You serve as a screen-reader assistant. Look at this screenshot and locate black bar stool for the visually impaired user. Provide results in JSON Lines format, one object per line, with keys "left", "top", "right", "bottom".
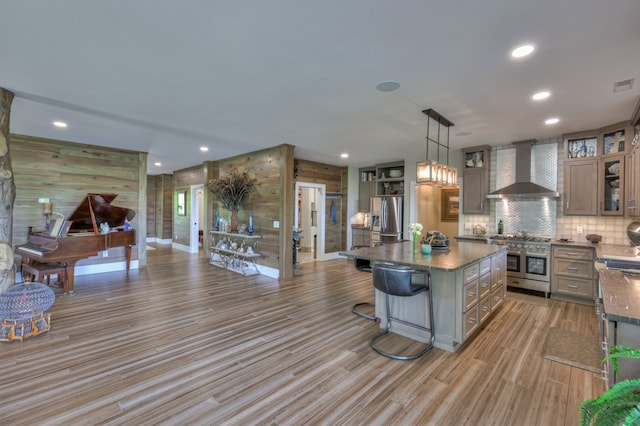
{"left": 370, "top": 263, "right": 435, "bottom": 360}
{"left": 351, "top": 257, "right": 376, "bottom": 321}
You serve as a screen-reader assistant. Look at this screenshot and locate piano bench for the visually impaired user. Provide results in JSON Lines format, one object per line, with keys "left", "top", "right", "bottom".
{"left": 21, "top": 262, "right": 66, "bottom": 289}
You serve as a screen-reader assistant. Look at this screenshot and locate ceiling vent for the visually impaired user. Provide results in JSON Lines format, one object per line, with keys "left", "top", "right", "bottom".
{"left": 613, "top": 78, "right": 634, "bottom": 92}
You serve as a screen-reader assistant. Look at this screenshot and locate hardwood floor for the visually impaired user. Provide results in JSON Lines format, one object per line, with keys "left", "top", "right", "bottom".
{"left": 1, "top": 245, "right": 605, "bottom": 425}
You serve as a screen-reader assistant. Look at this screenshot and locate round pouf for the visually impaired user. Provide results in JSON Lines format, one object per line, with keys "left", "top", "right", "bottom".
{"left": 0, "top": 282, "right": 55, "bottom": 342}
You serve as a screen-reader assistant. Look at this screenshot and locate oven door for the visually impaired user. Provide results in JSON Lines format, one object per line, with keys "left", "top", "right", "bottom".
{"left": 524, "top": 253, "right": 549, "bottom": 281}
{"left": 506, "top": 250, "right": 523, "bottom": 278}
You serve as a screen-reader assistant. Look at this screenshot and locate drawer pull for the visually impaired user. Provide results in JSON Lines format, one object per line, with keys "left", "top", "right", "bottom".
{"left": 481, "top": 283, "right": 490, "bottom": 288}
{"left": 567, "top": 267, "right": 579, "bottom": 271}
{"left": 468, "top": 291, "right": 476, "bottom": 297}
{"left": 565, "top": 252, "right": 579, "bottom": 256}
{"left": 468, "top": 318, "right": 477, "bottom": 324}
{"left": 568, "top": 284, "right": 578, "bottom": 289}
{"left": 482, "top": 306, "right": 490, "bottom": 312}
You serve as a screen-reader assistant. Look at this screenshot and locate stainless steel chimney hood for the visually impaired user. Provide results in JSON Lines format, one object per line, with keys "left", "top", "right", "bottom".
{"left": 486, "top": 140, "right": 560, "bottom": 199}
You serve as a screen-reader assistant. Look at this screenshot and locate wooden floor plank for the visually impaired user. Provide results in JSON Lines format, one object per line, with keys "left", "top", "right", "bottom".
{"left": 0, "top": 245, "right": 606, "bottom": 425}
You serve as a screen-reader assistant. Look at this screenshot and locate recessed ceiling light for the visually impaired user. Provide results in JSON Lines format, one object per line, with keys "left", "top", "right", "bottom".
{"left": 375, "top": 81, "right": 400, "bottom": 92}
{"left": 154, "top": 162, "right": 162, "bottom": 166}
{"left": 456, "top": 131, "right": 472, "bottom": 137}
{"left": 200, "top": 146, "right": 209, "bottom": 152}
{"left": 532, "top": 91, "right": 550, "bottom": 101}
{"left": 341, "top": 153, "right": 349, "bottom": 158}
{"left": 511, "top": 44, "right": 535, "bottom": 58}
{"left": 545, "top": 117, "right": 559, "bottom": 125}
{"left": 53, "top": 121, "right": 67, "bottom": 128}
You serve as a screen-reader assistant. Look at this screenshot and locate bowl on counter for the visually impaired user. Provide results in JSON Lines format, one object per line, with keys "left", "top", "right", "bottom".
{"left": 388, "top": 169, "right": 403, "bottom": 178}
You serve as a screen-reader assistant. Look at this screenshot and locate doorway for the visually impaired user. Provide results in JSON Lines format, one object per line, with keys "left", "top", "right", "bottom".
{"left": 189, "top": 184, "right": 204, "bottom": 254}
{"left": 295, "top": 182, "right": 325, "bottom": 263}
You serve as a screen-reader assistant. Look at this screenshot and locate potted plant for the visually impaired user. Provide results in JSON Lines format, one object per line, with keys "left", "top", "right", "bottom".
{"left": 580, "top": 345, "right": 640, "bottom": 425}
{"left": 207, "top": 170, "right": 257, "bottom": 233}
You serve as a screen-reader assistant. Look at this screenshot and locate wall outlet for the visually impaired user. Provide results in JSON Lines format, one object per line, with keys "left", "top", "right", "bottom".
{"left": 38, "top": 198, "right": 50, "bottom": 203}
{"left": 576, "top": 226, "right": 583, "bottom": 234}
{"left": 273, "top": 220, "right": 280, "bottom": 229}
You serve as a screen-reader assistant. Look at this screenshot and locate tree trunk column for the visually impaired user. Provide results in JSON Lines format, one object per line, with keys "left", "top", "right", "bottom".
{"left": 0, "top": 87, "right": 16, "bottom": 293}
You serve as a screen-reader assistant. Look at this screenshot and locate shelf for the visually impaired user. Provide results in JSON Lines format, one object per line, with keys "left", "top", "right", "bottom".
{"left": 209, "top": 231, "right": 261, "bottom": 240}
{"left": 209, "top": 247, "right": 260, "bottom": 258}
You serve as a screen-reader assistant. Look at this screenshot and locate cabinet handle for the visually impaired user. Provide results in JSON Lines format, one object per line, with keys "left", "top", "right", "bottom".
{"left": 568, "top": 284, "right": 578, "bottom": 289}
{"left": 567, "top": 267, "right": 579, "bottom": 271}
{"left": 566, "top": 201, "right": 570, "bottom": 209}
{"left": 468, "top": 318, "right": 477, "bottom": 324}
{"left": 565, "top": 252, "right": 579, "bottom": 256}
{"left": 482, "top": 306, "right": 490, "bottom": 312}
{"left": 481, "top": 283, "right": 489, "bottom": 288}
{"left": 468, "top": 291, "right": 476, "bottom": 297}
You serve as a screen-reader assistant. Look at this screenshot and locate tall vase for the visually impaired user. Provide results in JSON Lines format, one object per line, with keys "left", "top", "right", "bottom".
{"left": 248, "top": 212, "right": 253, "bottom": 235}
{"left": 230, "top": 209, "right": 239, "bottom": 233}
{"left": 413, "top": 235, "right": 419, "bottom": 254}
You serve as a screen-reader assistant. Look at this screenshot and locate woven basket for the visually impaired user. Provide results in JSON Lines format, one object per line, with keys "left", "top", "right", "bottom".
{"left": 0, "top": 282, "right": 55, "bottom": 321}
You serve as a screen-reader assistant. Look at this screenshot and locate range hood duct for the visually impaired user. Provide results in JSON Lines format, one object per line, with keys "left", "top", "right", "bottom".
{"left": 486, "top": 140, "right": 560, "bottom": 199}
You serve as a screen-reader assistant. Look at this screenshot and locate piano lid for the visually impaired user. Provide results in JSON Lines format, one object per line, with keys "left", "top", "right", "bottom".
{"left": 68, "top": 193, "right": 136, "bottom": 232}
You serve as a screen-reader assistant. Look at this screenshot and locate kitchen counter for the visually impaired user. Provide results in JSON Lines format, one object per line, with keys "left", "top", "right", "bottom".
{"left": 340, "top": 241, "right": 507, "bottom": 352}
{"left": 599, "top": 268, "right": 640, "bottom": 325}
{"left": 454, "top": 235, "right": 489, "bottom": 243}
{"left": 351, "top": 225, "right": 371, "bottom": 230}
{"left": 340, "top": 240, "right": 505, "bottom": 271}
{"left": 595, "top": 243, "right": 640, "bottom": 263}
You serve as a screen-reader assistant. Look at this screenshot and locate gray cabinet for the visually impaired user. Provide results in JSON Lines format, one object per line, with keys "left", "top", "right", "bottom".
{"left": 461, "top": 146, "right": 490, "bottom": 214}
{"left": 551, "top": 246, "right": 595, "bottom": 302}
{"left": 626, "top": 144, "right": 640, "bottom": 217}
{"left": 358, "top": 167, "right": 376, "bottom": 212}
{"left": 351, "top": 227, "right": 370, "bottom": 249}
{"left": 563, "top": 159, "right": 599, "bottom": 216}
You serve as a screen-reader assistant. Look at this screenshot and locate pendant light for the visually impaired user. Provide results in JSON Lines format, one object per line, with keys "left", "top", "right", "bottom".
{"left": 416, "top": 109, "right": 457, "bottom": 187}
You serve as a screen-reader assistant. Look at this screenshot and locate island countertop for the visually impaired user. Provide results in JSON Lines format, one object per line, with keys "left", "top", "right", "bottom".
{"left": 339, "top": 240, "right": 506, "bottom": 271}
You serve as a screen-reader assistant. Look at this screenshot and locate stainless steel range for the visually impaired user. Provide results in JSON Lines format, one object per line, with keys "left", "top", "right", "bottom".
{"left": 488, "top": 235, "right": 551, "bottom": 297}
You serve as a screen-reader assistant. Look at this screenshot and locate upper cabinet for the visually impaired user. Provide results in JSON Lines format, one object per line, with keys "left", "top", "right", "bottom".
{"left": 563, "top": 122, "right": 635, "bottom": 216}
{"left": 358, "top": 166, "right": 376, "bottom": 211}
{"left": 375, "top": 161, "right": 405, "bottom": 196}
{"left": 627, "top": 125, "right": 640, "bottom": 217}
{"left": 461, "top": 145, "right": 490, "bottom": 214}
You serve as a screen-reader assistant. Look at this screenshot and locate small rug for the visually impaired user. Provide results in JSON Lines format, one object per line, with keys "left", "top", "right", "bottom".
{"left": 541, "top": 327, "right": 602, "bottom": 373}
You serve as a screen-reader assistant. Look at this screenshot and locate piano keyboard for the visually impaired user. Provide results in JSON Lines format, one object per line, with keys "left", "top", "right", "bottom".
{"left": 19, "top": 245, "right": 51, "bottom": 256}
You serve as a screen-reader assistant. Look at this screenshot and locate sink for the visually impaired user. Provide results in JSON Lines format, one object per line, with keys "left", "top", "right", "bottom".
{"left": 601, "top": 258, "right": 640, "bottom": 272}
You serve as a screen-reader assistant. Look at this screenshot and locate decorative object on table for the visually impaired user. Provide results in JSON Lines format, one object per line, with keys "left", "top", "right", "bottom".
{"left": 207, "top": 170, "right": 257, "bottom": 233}
{"left": 409, "top": 223, "right": 423, "bottom": 254}
{"left": 423, "top": 230, "right": 450, "bottom": 250}
{"left": 248, "top": 211, "right": 253, "bottom": 235}
{"left": 0, "top": 281, "right": 55, "bottom": 342}
{"left": 421, "top": 243, "right": 432, "bottom": 254}
{"left": 585, "top": 233, "right": 602, "bottom": 244}
{"left": 99, "top": 222, "right": 110, "bottom": 234}
{"left": 472, "top": 224, "right": 486, "bottom": 236}
{"left": 498, "top": 219, "right": 504, "bottom": 235}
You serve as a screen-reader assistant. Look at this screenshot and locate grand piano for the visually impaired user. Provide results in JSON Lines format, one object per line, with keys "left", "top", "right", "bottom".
{"left": 16, "top": 193, "right": 137, "bottom": 295}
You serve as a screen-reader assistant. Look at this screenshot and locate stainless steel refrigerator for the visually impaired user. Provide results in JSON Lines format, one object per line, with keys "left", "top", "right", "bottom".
{"left": 370, "top": 196, "right": 403, "bottom": 244}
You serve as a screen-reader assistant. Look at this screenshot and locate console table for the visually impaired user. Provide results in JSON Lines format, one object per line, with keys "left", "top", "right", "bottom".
{"left": 209, "top": 231, "right": 261, "bottom": 276}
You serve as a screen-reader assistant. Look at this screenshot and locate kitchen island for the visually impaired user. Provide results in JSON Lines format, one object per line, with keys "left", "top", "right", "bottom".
{"left": 340, "top": 241, "right": 507, "bottom": 352}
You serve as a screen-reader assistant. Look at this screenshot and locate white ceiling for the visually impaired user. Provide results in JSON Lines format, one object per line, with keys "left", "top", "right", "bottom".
{"left": 2, "top": 1, "right": 639, "bottom": 175}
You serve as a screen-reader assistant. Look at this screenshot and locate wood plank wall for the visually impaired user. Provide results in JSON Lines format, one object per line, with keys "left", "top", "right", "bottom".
{"left": 10, "top": 133, "right": 145, "bottom": 265}
{"left": 205, "top": 146, "right": 290, "bottom": 272}
{"left": 147, "top": 174, "right": 173, "bottom": 240}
